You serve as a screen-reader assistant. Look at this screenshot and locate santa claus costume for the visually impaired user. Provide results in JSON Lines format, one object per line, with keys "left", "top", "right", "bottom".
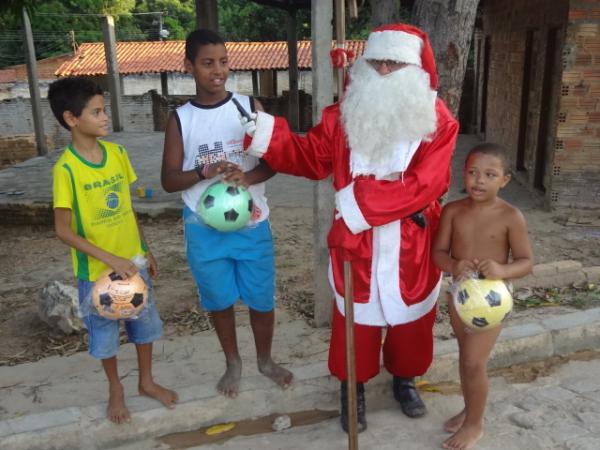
{"left": 244, "top": 24, "right": 459, "bottom": 431}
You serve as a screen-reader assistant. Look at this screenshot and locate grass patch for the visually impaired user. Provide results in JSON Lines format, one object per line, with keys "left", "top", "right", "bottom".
{"left": 514, "top": 284, "right": 600, "bottom": 311}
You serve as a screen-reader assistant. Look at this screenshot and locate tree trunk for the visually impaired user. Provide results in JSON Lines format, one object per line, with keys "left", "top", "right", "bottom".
{"left": 411, "top": 0, "right": 479, "bottom": 116}
{"left": 370, "top": 0, "right": 401, "bottom": 27}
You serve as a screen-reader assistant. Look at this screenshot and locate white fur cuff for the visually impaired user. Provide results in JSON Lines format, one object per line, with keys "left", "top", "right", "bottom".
{"left": 363, "top": 30, "right": 423, "bottom": 66}
{"left": 335, "top": 182, "right": 371, "bottom": 234}
{"left": 246, "top": 111, "right": 275, "bottom": 158}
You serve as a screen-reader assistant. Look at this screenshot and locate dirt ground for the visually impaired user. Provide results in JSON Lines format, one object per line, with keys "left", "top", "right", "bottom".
{"left": 0, "top": 204, "right": 599, "bottom": 366}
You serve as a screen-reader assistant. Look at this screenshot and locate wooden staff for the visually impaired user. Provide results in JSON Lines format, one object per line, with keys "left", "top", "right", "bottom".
{"left": 336, "top": 2, "right": 357, "bottom": 448}
{"left": 343, "top": 260, "right": 358, "bottom": 450}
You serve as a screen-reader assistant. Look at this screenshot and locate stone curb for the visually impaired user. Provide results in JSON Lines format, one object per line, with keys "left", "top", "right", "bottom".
{"left": 2, "top": 307, "right": 600, "bottom": 450}
{"left": 512, "top": 260, "right": 600, "bottom": 289}
{"left": 0, "top": 200, "right": 182, "bottom": 226}
{"left": 437, "top": 261, "right": 600, "bottom": 300}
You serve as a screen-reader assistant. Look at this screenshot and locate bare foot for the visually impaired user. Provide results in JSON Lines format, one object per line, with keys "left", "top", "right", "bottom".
{"left": 444, "top": 409, "right": 466, "bottom": 433}
{"left": 442, "top": 424, "right": 483, "bottom": 450}
{"left": 217, "top": 357, "right": 242, "bottom": 398}
{"left": 107, "top": 384, "right": 131, "bottom": 424}
{"left": 139, "top": 381, "right": 178, "bottom": 409}
{"left": 258, "top": 357, "right": 293, "bottom": 389}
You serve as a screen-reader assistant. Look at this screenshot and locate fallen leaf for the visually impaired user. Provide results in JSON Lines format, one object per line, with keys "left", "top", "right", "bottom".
{"left": 206, "top": 422, "right": 236, "bottom": 435}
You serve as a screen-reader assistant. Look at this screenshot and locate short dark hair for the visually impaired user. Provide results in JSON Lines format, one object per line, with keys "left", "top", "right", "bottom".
{"left": 465, "top": 142, "right": 510, "bottom": 174}
{"left": 48, "top": 77, "right": 103, "bottom": 130}
{"left": 185, "top": 28, "right": 225, "bottom": 62}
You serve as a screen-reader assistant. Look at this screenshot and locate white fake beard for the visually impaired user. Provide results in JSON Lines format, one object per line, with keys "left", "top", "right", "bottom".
{"left": 341, "top": 58, "right": 438, "bottom": 176}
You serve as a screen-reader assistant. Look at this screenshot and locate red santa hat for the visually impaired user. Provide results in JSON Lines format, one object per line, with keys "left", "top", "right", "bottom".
{"left": 362, "top": 23, "right": 438, "bottom": 89}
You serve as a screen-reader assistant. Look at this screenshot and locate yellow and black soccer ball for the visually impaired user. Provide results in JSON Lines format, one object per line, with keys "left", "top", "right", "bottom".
{"left": 454, "top": 278, "right": 513, "bottom": 331}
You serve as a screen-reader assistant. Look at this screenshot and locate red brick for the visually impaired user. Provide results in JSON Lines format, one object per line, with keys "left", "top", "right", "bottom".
{"left": 563, "top": 139, "right": 584, "bottom": 151}
{"left": 582, "top": 69, "right": 600, "bottom": 79}
{"left": 575, "top": 53, "right": 593, "bottom": 65}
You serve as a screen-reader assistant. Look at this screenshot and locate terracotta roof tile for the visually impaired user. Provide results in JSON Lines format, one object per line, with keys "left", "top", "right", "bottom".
{"left": 55, "top": 40, "right": 366, "bottom": 76}
{"left": 6, "top": 54, "right": 73, "bottom": 81}
{"left": 0, "top": 69, "right": 17, "bottom": 83}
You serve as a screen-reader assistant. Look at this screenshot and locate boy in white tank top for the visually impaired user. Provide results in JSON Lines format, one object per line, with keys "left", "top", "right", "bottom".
{"left": 161, "top": 29, "right": 293, "bottom": 398}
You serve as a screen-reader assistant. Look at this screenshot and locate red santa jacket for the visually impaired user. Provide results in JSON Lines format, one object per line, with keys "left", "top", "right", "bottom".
{"left": 245, "top": 99, "right": 458, "bottom": 326}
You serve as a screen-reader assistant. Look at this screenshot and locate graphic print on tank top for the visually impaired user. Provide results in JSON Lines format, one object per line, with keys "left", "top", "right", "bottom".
{"left": 194, "top": 140, "right": 247, "bottom": 170}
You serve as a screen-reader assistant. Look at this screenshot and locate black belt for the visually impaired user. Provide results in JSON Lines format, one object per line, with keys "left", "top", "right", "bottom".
{"left": 408, "top": 206, "right": 429, "bottom": 229}
{"left": 410, "top": 211, "right": 427, "bottom": 229}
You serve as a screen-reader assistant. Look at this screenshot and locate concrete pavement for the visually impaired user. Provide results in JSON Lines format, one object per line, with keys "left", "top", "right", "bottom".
{"left": 1, "top": 132, "right": 599, "bottom": 449}
{"left": 138, "top": 356, "right": 600, "bottom": 450}
{"left": 0, "top": 132, "right": 539, "bottom": 225}
{"left": 1, "top": 307, "right": 600, "bottom": 449}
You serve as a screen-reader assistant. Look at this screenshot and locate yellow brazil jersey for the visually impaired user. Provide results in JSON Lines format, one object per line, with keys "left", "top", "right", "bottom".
{"left": 52, "top": 140, "right": 146, "bottom": 281}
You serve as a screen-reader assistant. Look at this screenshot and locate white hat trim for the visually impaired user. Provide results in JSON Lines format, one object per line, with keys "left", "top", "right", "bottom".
{"left": 362, "top": 30, "right": 423, "bottom": 66}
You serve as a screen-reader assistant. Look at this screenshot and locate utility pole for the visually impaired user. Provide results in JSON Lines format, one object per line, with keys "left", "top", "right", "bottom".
{"left": 69, "top": 30, "right": 78, "bottom": 54}
{"left": 22, "top": 7, "right": 48, "bottom": 156}
{"left": 102, "top": 15, "right": 123, "bottom": 131}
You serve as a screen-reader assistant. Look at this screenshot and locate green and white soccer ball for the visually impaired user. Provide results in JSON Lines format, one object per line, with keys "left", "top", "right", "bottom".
{"left": 197, "top": 181, "right": 253, "bottom": 232}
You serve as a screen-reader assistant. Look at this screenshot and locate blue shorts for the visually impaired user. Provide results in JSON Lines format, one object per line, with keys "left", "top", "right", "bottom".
{"left": 78, "top": 269, "right": 163, "bottom": 360}
{"left": 183, "top": 206, "right": 275, "bottom": 313}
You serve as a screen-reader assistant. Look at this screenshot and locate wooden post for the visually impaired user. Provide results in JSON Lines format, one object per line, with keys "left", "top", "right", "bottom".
{"left": 22, "top": 8, "right": 47, "bottom": 156}
{"left": 287, "top": 8, "right": 300, "bottom": 131}
{"left": 311, "top": 0, "right": 335, "bottom": 327}
{"left": 344, "top": 261, "right": 359, "bottom": 450}
{"left": 334, "top": 0, "right": 346, "bottom": 98}
{"left": 252, "top": 71, "right": 259, "bottom": 97}
{"left": 160, "top": 72, "right": 169, "bottom": 96}
{"left": 195, "top": 0, "right": 218, "bottom": 31}
{"left": 102, "top": 15, "right": 123, "bottom": 132}
{"left": 471, "top": 29, "right": 482, "bottom": 134}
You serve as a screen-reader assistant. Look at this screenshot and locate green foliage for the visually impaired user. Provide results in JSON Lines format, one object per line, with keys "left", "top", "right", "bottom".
{"left": 515, "top": 284, "right": 600, "bottom": 311}
{"left": 346, "top": 0, "right": 411, "bottom": 39}
{"left": 0, "top": 0, "right": 188, "bottom": 68}
{"left": 0, "top": 0, "right": 37, "bottom": 15}
{"left": 101, "top": 0, "right": 136, "bottom": 15}
{"left": 219, "top": 0, "right": 311, "bottom": 41}
{"left": 134, "top": 0, "right": 195, "bottom": 40}
{"left": 0, "top": 0, "right": 142, "bottom": 67}
{"left": 0, "top": 0, "right": 399, "bottom": 69}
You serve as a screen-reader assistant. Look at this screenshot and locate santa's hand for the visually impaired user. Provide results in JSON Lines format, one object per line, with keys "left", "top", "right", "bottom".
{"left": 239, "top": 112, "right": 258, "bottom": 137}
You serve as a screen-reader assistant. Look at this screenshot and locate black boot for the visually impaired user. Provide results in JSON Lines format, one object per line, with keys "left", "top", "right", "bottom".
{"left": 340, "top": 381, "right": 367, "bottom": 433}
{"left": 393, "top": 376, "right": 427, "bottom": 418}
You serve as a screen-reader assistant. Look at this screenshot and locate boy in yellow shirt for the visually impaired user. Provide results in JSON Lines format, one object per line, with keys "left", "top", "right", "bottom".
{"left": 49, "top": 77, "right": 177, "bottom": 424}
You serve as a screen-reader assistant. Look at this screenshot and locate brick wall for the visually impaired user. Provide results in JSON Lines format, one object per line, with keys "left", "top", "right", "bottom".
{"left": 0, "top": 134, "right": 54, "bottom": 169}
{"left": 0, "top": 87, "right": 313, "bottom": 168}
{"left": 150, "top": 90, "right": 313, "bottom": 132}
{"left": 479, "top": 0, "right": 593, "bottom": 210}
{"left": 552, "top": 2, "right": 600, "bottom": 209}
{"left": 0, "top": 92, "right": 155, "bottom": 153}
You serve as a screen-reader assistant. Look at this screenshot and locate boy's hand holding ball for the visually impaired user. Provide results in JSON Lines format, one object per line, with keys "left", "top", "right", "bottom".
{"left": 222, "top": 166, "right": 249, "bottom": 188}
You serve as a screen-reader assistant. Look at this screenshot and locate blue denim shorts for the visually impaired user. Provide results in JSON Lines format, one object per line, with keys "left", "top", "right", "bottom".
{"left": 78, "top": 269, "right": 163, "bottom": 360}
{"left": 183, "top": 206, "right": 275, "bottom": 313}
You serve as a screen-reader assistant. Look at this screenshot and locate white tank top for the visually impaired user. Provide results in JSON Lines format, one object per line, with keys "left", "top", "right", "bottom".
{"left": 176, "top": 93, "right": 269, "bottom": 223}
